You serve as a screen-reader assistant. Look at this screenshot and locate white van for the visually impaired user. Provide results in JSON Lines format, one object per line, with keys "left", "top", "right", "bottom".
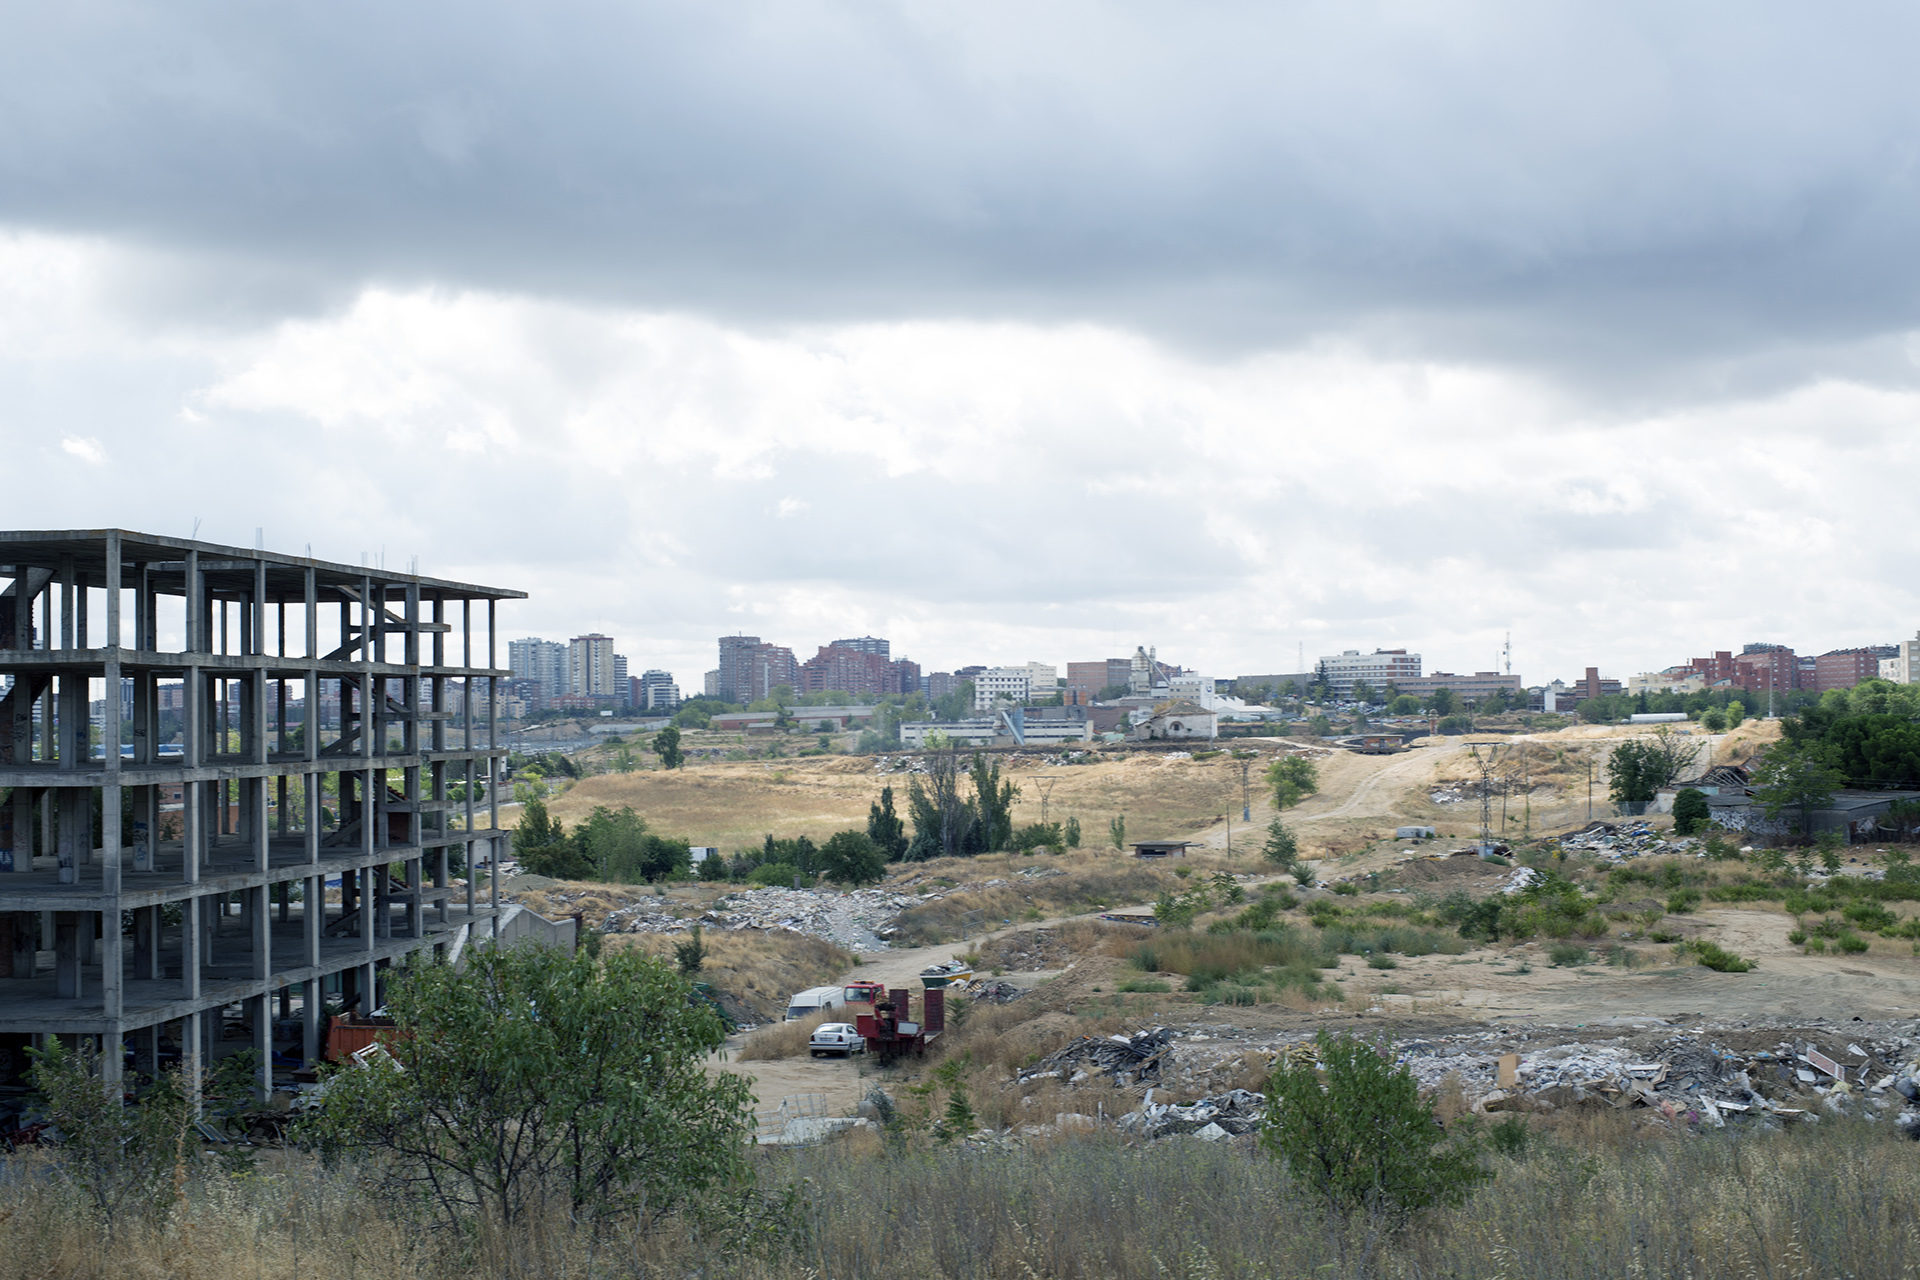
{"left": 784, "top": 985, "right": 847, "bottom": 1021}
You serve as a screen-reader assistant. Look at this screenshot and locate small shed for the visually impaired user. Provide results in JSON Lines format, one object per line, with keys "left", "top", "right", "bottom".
{"left": 1131, "top": 840, "right": 1198, "bottom": 859}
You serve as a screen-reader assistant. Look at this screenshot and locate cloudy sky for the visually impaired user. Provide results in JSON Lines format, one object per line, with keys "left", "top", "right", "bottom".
{"left": 4, "top": 2, "right": 1919, "bottom": 685}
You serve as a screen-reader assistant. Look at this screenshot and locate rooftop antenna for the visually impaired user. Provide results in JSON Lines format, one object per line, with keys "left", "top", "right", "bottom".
{"left": 255, "top": 526, "right": 264, "bottom": 550}
{"left": 1503, "top": 631, "right": 1512, "bottom": 676}
{"left": 192, "top": 517, "right": 202, "bottom": 539}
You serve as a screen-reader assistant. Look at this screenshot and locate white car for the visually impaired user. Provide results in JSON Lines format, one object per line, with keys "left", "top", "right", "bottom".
{"left": 808, "top": 1022, "right": 866, "bottom": 1058}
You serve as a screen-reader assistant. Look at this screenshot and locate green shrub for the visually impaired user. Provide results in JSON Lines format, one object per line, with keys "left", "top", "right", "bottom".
{"left": 1672, "top": 788, "right": 1711, "bottom": 836}
{"left": 1262, "top": 1032, "right": 1490, "bottom": 1221}
{"left": 1678, "top": 940, "right": 1753, "bottom": 972}
{"left": 1835, "top": 930, "right": 1870, "bottom": 954}
{"left": 748, "top": 861, "right": 800, "bottom": 886}
{"left": 1665, "top": 888, "right": 1701, "bottom": 914}
{"left": 1332, "top": 882, "right": 1360, "bottom": 897}
{"left": 1547, "top": 943, "right": 1591, "bottom": 967}
{"left": 1366, "top": 955, "right": 1398, "bottom": 970}
{"left": 1117, "top": 978, "right": 1171, "bottom": 994}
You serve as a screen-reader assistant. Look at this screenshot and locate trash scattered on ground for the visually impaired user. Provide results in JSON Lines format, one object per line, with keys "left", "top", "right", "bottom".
{"left": 1119, "top": 1089, "right": 1267, "bottom": 1139}
{"left": 1020, "top": 1027, "right": 1174, "bottom": 1086}
{"left": 962, "top": 979, "right": 1025, "bottom": 1004}
{"left": 1500, "top": 866, "right": 1545, "bottom": 894}
{"left": 1556, "top": 821, "right": 1693, "bottom": 862}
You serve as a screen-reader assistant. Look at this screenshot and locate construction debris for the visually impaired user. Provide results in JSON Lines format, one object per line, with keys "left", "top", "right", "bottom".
{"left": 1556, "top": 821, "right": 1692, "bottom": 862}
{"left": 1020, "top": 1027, "right": 1174, "bottom": 1086}
{"left": 1119, "top": 1089, "right": 1267, "bottom": 1139}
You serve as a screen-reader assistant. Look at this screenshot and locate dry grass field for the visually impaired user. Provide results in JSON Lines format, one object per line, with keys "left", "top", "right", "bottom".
{"left": 540, "top": 743, "right": 1444, "bottom": 858}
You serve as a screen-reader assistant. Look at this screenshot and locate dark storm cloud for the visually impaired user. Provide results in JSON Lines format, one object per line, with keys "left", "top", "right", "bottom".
{"left": 6, "top": 2, "right": 1920, "bottom": 381}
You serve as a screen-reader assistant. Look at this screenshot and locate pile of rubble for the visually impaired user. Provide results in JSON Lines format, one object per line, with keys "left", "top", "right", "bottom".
{"left": 699, "top": 886, "right": 927, "bottom": 950}
{"left": 1394, "top": 1025, "right": 1920, "bottom": 1131}
{"left": 1020, "top": 1027, "right": 1175, "bottom": 1086}
{"left": 1429, "top": 788, "right": 1465, "bottom": 805}
{"left": 1119, "top": 1088, "right": 1267, "bottom": 1140}
{"left": 598, "top": 900, "right": 695, "bottom": 934}
{"left": 1556, "top": 821, "right": 1691, "bottom": 862}
{"left": 596, "top": 885, "right": 933, "bottom": 950}
{"left": 961, "top": 979, "right": 1026, "bottom": 1004}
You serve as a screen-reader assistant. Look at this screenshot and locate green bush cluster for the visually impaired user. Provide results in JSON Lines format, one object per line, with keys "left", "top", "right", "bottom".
{"left": 1439, "top": 875, "right": 1607, "bottom": 942}
{"left": 1677, "top": 940, "right": 1754, "bottom": 972}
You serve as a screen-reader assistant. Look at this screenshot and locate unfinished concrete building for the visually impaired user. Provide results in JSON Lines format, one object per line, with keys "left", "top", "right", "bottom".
{"left": 0, "top": 530, "right": 523, "bottom": 1097}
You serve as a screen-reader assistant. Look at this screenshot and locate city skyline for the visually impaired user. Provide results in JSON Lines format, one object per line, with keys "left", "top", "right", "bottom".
{"left": 5, "top": 8, "right": 1920, "bottom": 685}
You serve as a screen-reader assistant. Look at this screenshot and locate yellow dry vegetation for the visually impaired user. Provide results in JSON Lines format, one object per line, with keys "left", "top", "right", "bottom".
{"left": 606, "top": 928, "right": 854, "bottom": 1023}
{"left": 542, "top": 750, "right": 1273, "bottom": 851}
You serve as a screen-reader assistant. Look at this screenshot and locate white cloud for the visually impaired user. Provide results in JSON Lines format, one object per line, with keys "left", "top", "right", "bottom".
{"left": 60, "top": 436, "right": 105, "bottom": 464}
{"left": 2, "top": 238, "right": 1919, "bottom": 689}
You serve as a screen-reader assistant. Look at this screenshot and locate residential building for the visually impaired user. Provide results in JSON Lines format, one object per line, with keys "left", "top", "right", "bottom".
{"left": 923, "top": 671, "right": 957, "bottom": 700}
{"left": 973, "top": 663, "right": 1055, "bottom": 710}
{"left": 636, "top": 669, "right": 680, "bottom": 711}
{"left": 798, "top": 641, "right": 920, "bottom": 697}
{"left": 1395, "top": 672, "right": 1524, "bottom": 702}
{"left": 715, "top": 634, "right": 798, "bottom": 704}
{"left": 508, "top": 637, "right": 568, "bottom": 704}
{"left": 829, "top": 636, "right": 890, "bottom": 659}
{"left": 1315, "top": 649, "right": 1422, "bottom": 700}
{"left": 568, "top": 634, "right": 618, "bottom": 699}
{"left": 612, "top": 654, "right": 629, "bottom": 705}
{"left": 1811, "top": 647, "right": 1885, "bottom": 694}
{"left": 1733, "top": 645, "right": 1798, "bottom": 695}
{"left": 703, "top": 669, "right": 720, "bottom": 698}
{"left": 1626, "top": 670, "right": 1708, "bottom": 696}
{"left": 1883, "top": 633, "right": 1920, "bottom": 684}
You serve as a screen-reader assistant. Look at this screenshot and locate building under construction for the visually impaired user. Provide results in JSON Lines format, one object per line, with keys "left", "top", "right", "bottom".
{"left": 0, "top": 530, "right": 522, "bottom": 1098}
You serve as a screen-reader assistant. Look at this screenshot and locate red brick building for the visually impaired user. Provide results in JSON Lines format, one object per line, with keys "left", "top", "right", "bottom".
{"left": 1810, "top": 648, "right": 1882, "bottom": 694}
{"left": 798, "top": 643, "right": 920, "bottom": 697}
{"left": 1065, "top": 659, "right": 1133, "bottom": 702}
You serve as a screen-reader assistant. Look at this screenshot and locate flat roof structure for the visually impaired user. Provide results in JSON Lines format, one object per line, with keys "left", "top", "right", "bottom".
{"left": 0, "top": 530, "right": 524, "bottom": 1100}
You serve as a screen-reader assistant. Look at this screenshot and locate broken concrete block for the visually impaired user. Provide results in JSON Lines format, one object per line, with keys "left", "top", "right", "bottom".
{"left": 1498, "top": 1053, "right": 1519, "bottom": 1089}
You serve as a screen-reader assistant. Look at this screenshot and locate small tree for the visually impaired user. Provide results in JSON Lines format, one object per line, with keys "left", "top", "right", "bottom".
{"left": 1291, "top": 861, "right": 1318, "bottom": 889}
{"left": 1267, "top": 755, "right": 1320, "bottom": 810}
{"left": 673, "top": 923, "right": 708, "bottom": 974}
{"left": 304, "top": 945, "right": 753, "bottom": 1229}
{"left": 1109, "top": 814, "right": 1127, "bottom": 850}
{"left": 1426, "top": 688, "right": 1458, "bottom": 717}
{"left": 1752, "top": 745, "right": 1842, "bottom": 838}
{"left": 652, "top": 725, "right": 685, "bottom": 769}
{"left": 1671, "top": 787, "right": 1710, "bottom": 836}
{"left": 1263, "top": 1031, "right": 1488, "bottom": 1225}
{"left": 866, "top": 786, "right": 910, "bottom": 861}
{"left": 1261, "top": 819, "right": 1299, "bottom": 867}
{"left": 27, "top": 1038, "right": 195, "bottom": 1219}
{"left": 1064, "top": 815, "right": 1082, "bottom": 848}
{"left": 817, "top": 829, "right": 888, "bottom": 884}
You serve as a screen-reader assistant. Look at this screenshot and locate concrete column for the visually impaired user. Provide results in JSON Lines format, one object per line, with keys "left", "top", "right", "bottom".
{"left": 133, "top": 905, "right": 156, "bottom": 980}
{"left": 54, "top": 912, "right": 81, "bottom": 999}
{"left": 301, "top": 977, "right": 320, "bottom": 1067}
{"left": 252, "top": 884, "right": 270, "bottom": 981}
{"left": 181, "top": 1011, "right": 202, "bottom": 1112}
{"left": 182, "top": 896, "right": 201, "bottom": 1000}
{"left": 252, "top": 991, "right": 271, "bottom": 1101}
{"left": 9, "top": 912, "right": 32, "bottom": 978}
